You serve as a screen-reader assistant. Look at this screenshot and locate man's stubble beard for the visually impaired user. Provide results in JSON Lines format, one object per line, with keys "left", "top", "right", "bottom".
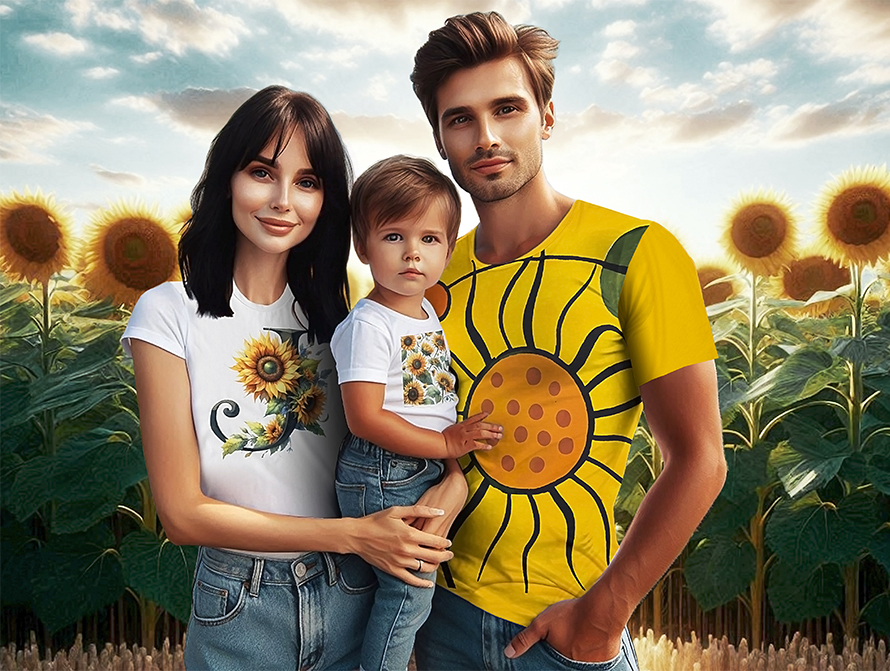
{"left": 449, "top": 145, "right": 544, "bottom": 204}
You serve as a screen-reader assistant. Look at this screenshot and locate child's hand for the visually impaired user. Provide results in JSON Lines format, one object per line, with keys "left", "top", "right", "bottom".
{"left": 442, "top": 412, "right": 503, "bottom": 458}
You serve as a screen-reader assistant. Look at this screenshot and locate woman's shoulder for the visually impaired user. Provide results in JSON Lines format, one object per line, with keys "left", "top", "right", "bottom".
{"left": 132, "top": 281, "right": 190, "bottom": 314}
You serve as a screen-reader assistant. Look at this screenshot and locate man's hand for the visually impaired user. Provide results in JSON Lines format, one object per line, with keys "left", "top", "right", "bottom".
{"left": 504, "top": 583, "right": 625, "bottom": 662}
{"left": 442, "top": 412, "right": 502, "bottom": 458}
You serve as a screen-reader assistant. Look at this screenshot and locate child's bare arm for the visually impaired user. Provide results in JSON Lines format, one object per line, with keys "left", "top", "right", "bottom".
{"left": 341, "top": 381, "right": 502, "bottom": 459}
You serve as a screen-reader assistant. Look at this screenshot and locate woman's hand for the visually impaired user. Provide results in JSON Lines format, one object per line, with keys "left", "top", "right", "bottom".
{"left": 350, "top": 505, "right": 454, "bottom": 588}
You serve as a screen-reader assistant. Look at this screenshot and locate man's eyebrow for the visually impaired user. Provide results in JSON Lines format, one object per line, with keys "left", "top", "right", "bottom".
{"left": 440, "top": 105, "right": 470, "bottom": 122}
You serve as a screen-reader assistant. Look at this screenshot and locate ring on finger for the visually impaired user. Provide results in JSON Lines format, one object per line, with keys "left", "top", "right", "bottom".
{"left": 417, "top": 558, "right": 423, "bottom": 572}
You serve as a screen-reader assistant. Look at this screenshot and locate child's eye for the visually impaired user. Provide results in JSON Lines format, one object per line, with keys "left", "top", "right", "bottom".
{"left": 421, "top": 235, "right": 439, "bottom": 244}
{"left": 384, "top": 233, "right": 402, "bottom": 242}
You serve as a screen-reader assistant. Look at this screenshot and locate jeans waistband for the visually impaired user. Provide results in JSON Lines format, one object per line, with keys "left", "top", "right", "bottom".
{"left": 199, "top": 546, "right": 341, "bottom": 596}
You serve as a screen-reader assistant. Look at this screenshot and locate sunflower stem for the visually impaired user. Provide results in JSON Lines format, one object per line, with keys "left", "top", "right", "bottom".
{"left": 849, "top": 263, "right": 863, "bottom": 453}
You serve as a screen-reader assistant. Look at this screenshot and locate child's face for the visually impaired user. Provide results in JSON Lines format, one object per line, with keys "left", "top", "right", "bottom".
{"left": 357, "top": 197, "right": 453, "bottom": 305}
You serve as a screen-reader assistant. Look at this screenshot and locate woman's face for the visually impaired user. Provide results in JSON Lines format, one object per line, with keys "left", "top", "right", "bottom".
{"left": 230, "top": 129, "right": 324, "bottom": 263}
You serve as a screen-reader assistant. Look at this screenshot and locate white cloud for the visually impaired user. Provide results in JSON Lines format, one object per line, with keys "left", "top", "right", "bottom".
{"left": 258, "top": 0, "right": 531, "bottom": 53}
{"left": 692, "top": 0, "right": 890, "bottom": 69}
{"left": 23, "top": 32, "right": 89, "bottom": 55}
{"left": 0, "top": 105, "right": 94, "bottom": 163}
{"left": 298, "top": 45, "right": 367, "bottom": 68}
{"left": 65, "top": 0, "right": 132, "bottom": 29}
{"left": 84, "top": 66, "right": 119, "bottom": 79}
{"left": 603, "top": 20, "right": 637, "bottom": 38}
{"left": 641, "top": 82, "right": 716, "bottom": 111}
{"left": 839, "top": 63, "right": 890, "bottom": 87}
{"left": 602, "top": 40, "right": 640, "bottom": 60}
{"left": 0, "top": 5, "right": 13, "bottom": 17}
{"left": 770, "top": 95, "right": 890, "bottom": 141}
{"left": 131, "top": 51, "right": 162, "bottom": 64}
{"left": 594, "top": 59, "right": 658, "bottom": 87}
{"left": 591, "top": 0, "right": 647, "bottom": 6}
{"left": 90, "top": 164, "right": 146, "bottom": 187}
{"left": 703, "top": 59, "right": 778, "bottom": 95}
{"left": 129, "top": 0, "right": 248, "bottom": 57}
{"left": 112, "top": 95, "right": 160, "bottom": 113}
{"left": 365, "top": 73, "right": 397, "bottom": 102}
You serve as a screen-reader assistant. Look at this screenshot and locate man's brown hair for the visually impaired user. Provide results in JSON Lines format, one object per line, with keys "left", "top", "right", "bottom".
{"left": 351, "top": 155, "right": 461, "bottom": 252}
{"left": 411, "top": 11, "right": 559, "bottom": 142}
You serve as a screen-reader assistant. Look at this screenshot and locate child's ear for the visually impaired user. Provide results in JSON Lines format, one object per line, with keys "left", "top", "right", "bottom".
{"left": 353, "top": 237, "right": 369, "bottom": 264}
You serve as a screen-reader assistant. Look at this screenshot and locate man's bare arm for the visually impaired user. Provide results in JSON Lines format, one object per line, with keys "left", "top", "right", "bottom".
{"left": 506, "top": 360, "right": 726, "bottom": 662}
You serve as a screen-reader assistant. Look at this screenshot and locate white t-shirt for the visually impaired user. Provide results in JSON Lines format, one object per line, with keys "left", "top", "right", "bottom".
{"left": 123, "top": 282, "right": 346, "bottom": 528}
{"left": 331, "top": 298, "right": 457, "bottom": 433}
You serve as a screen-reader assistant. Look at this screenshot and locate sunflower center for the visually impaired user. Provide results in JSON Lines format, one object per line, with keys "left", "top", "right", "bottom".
{"left": 827, "top": 186, "right": 889, "bottom": 247}
{"left": 5, "top": 205, "right": 61, "bottom": 263}
{"left": 406, "top": 386, "right": 420, "bottom": 402}
{"left": 256, "top": 355, "right": 284, "bottom": 382}
{"left": 731, "top": 204, "right": 788, "bottom": 259}
{"left": 103, "top": 217, "right": 177, "bottom": 290}
{"left": 469, "top": 352, "right": 589, "bottom": 492}
{"left": 783, "top": 256, "right": 849, "bottom": 301}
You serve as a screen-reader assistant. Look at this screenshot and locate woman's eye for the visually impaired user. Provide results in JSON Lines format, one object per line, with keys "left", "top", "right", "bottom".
{"left": 250, "top": 168, "right": 270, "bottom": 179}
{"left": 298, "top": 178, "right": 318, "bottom": 189}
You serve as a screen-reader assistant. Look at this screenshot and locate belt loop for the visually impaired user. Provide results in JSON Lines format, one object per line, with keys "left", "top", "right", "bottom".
{"left": 323, "top": 553, "right": 338, "bottom": 586}
{"left": 249, "top": 557, "right": 264, "bottom": 597}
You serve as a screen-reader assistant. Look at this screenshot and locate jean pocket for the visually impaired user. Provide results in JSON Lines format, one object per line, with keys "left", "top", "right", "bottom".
{"left": 539, "top": 642, "right": 623, "bottom": 671}
{"left": 191, "top": 561, "right": 249, "bottom": 625}
{"left": 384, "top": 456, "right": 442, "bottom": 486}
{"left": 335, "top": 481, "right": 366, "bottom": 518}
{"left": 335, "top": 554, "right": 377, "bottom": 596}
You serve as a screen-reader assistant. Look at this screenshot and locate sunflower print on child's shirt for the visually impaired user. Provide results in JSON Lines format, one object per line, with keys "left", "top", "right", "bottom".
{"left": 400, "top": 331, "right": 457, "bottom": 407}
{"left": 212, "top": 327, "right": 332, "bottom": 457}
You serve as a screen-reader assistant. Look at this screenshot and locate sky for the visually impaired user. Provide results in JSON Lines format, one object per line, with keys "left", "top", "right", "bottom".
{"left": 1, "top": 0, "right": 889, "bottom": 262}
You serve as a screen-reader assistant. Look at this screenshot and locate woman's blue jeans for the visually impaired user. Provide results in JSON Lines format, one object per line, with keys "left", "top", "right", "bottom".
{"left": 183, "top": 546, "right": 376, "bottom": 671}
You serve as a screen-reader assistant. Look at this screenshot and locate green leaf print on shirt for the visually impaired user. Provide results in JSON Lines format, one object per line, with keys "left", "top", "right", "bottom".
{"left": 601, "top": 225, "right": 648, "bottom": 319}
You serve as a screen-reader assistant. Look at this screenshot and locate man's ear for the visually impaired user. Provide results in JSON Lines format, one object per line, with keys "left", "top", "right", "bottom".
{"left": 542, "top": 100, "right": 555, "bottom": 140}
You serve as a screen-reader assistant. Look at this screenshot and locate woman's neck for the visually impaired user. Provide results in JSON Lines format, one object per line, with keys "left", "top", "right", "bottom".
{"left": 232, "top": 248, "right": 289, "bottom": 305}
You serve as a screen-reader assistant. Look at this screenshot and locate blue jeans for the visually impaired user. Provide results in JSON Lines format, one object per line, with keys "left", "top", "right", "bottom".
{"left": 184, "top": 546, "right": 376, "bottom": 671}
{"left": 415, "top": 588, "right": 640, "bottom": 671}
{"left": 335, "top": 432, "right": 445, "bottom": 671}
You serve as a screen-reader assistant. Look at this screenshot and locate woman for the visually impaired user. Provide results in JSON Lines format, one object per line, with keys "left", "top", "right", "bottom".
{"left": 123, "top": 86, "right": 462, "bottom": 670}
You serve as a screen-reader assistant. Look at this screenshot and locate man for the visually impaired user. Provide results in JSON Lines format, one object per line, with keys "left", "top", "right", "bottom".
{"left": 410, "top": 11, "right": 727, "bottom": 670}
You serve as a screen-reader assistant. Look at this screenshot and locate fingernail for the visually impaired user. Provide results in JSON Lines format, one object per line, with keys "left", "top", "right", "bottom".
{"left": 504, "top": 644, "right": 516, "bottom": 658}
{"left": 433, "top": 508, "right": 445, "bottom": 515}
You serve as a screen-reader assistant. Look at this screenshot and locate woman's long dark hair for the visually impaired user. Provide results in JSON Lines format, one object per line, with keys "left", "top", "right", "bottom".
{"left": 179, "top": 86, "right": 351, "bottom": 343}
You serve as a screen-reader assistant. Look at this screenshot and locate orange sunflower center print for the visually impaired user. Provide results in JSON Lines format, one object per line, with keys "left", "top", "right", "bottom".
{"left": 213, "top": 328, "right": 332, "bottom": 457}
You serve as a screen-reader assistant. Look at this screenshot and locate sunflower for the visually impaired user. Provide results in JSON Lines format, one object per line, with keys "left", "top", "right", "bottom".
{"left": 421, "top": 341, "right": 435, "bottom": 356}
{"left": 435, "top": 370, "right": 454, "bottom": 393}
{"left": 721, "top": 190, "right": 797, "bottom": 277}
{"left": 405, "top": 352, "right": 427, "bottom": 376}
{"left": 696, "top": 262, "right": 736, "bottom": 306}
{"left": 0, "top": 190, "right": 73, "bottom": 284}
{"left": 81, "top": 201, "right": 180, "bottom": 306}
{"left": 170, "top": 203, "right": 192, "bottom": 231}
{"left": 231, "top": 332, "right": 301, "bottom": 402}
{"left": 433, "top": 333, "right": 447, "bottom": 351}
{"left": 263, "top": 415, "right": 286, "bottom": 443}
{"left": 404, "top": 380, "right": 424, "bottom": 405}
{"left": 815, "top": 165, "right": 890, "bottom": 266}
{"left": 779, "top": 254, "right": 849, "bottom": 302}
{"left": 294, "top": 385, "right": 326, "bottom": 425}
{"left": 401, "top": 335, "right": 416, "bottom": 350}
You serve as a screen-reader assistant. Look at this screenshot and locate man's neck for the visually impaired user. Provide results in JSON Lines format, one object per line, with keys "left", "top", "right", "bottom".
{"left": 472, "top": 173, "right": 574, "bottom": 265}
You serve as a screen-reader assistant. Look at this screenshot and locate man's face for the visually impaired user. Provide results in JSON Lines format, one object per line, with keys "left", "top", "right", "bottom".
{"left": 435, "top": 57, "right": 553, "bottom": 204}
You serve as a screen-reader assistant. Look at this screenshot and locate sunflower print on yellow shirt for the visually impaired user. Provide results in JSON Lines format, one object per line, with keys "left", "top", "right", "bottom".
{"left": 427, "top": 200, "right": 716, "bottom": 627}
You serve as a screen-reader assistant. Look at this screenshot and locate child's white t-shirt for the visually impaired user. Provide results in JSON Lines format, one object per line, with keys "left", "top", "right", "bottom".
{"left": 331, "top": 298, "right": 457, "bottom": 432}
{"left": 122, "top": 282, "right": 346, "bottom": 526}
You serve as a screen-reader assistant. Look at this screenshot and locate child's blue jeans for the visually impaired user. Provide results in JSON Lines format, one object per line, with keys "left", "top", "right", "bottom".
{"left": 335, "top": 431, "right": 445, "bottom": 671}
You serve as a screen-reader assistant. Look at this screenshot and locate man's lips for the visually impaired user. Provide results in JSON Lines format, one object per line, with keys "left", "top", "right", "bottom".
{"left": 470, "top": 158, "right": 510, "bottom": 175}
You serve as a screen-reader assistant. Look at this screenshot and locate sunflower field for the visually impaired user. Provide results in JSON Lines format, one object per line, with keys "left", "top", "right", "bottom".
{"left": 1, "top": 165, "right": 889, "bottom": 658}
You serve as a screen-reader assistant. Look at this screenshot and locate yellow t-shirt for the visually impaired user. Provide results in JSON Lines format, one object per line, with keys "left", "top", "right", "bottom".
{"left": 426, "top": 200, "right": 717, "bottom": 626}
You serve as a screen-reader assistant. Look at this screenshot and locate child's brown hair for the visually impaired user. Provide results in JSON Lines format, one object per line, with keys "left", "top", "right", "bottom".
{"left": 351, "top": 155, "right": 461, "bottom": 252}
